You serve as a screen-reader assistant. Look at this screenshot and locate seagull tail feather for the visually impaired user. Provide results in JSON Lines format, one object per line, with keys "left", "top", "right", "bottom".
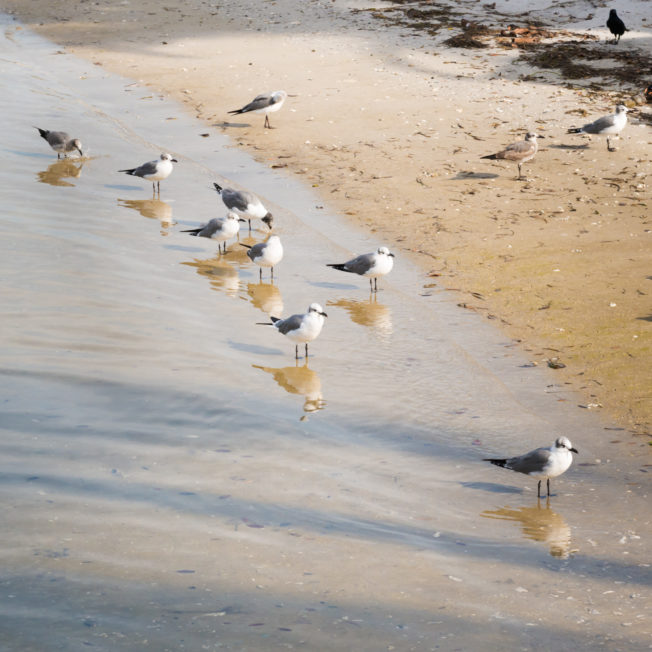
{"left": 327, "top": 263, "right": 348, "bottom": 272}
{"left": 212, "top": 182, "right": 223, "bottom": 194}
{"left": 483, "top": 458, "right": 508, "bottom": 468}
{"left": 35, "top": 127, "right": 49, "bottom": 140}
{"left": 567, "top": 127, "right": 582, "bottom": 134}
{"left": 119, "top": 168, "right": 137, "bottom": 175}
{"left": 481, "top": 153, "right": 498, "bottom": 160}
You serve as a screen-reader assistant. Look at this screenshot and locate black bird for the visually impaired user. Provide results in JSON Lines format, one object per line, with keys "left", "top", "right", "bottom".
{"left": 606, "top": 9, "right": 628, "bottom": 44}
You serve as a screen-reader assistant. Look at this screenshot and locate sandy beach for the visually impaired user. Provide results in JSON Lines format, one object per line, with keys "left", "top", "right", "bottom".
{"left": 2, "top": 1, "right": 650, "bottom": 430}
{"left": 2, "top": 4, "right": 652, "bottom": 649}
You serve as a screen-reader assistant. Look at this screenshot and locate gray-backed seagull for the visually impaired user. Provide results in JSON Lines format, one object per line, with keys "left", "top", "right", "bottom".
{"left": 241, "top": 234, "right": 284, "bottom": 280}
{"left": 181, "top": 212, "right": 245, "bottom": 253}
{"left": 35, "top": 127, "right": 83, "bottom": 158}
{"left": 213, "top": 182, "right": 273, "bottom": 231}
{"left": 327, "top": 246, "right": 395, "bottom": 292}
{"left": 228, "top": 90, "right": 287, "bottom": 128}
{"left": 258, "top": 303, "right": 327, "bottom": 359}
{"left": 484, "top": 436, "right": 578, "bottom": 498}
{"left": 567, "top": 104, "right": 627, "bottom": 151}
{"left": 119, "top": 153, "right": 177, "bottom": 194}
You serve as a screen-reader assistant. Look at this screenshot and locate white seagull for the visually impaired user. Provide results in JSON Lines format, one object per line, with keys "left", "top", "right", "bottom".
{"left": 120, "top": 153, "right": 177, "bottom": 194}
{"left": 481, "top": 132, "right": 541, "bottom": 180}
{"left": 35, "top": 127, "right": 83, "bottom": 158}
{"left": 484, "top": 436, "right": 579, "bottom": 498}
{"left": 213, "top": 182, "right": 273, "bottom": 231}
{"left": 259, "top": 303, "right": 328, "bottom": 359}
{"left": 327, "top": 246, "right": 395, "bottom": 292}
{"left": 228, "top": 90, "right": 287, "bottom": 129}
{"left": 241, "top": 235, "right": 284, "bottom": 280}
{"left": 181, "top": 212, "right": 245, "bottom": 253}
{"left": 567, "top": 104, "right": 628, "bottom": 152}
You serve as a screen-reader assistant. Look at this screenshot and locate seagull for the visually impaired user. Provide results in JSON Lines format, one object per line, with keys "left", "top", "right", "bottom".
{"left": 119, "top": 153, "right": 177, "bottom": 194}
{"left": 35, "top": 127, "right": 83, "bottom": 158}
{"left": 327, "top": 246, "right": 395, "bottom": 292}
{"left": 213, "top": 182, "right": 273, "bottom": 231}
{"left": 483, "top": 436, "right": 578, "bottom": 498}
{"left": 258, "top": 303, "right": 327, "bottom": 359}
{"left": 228, "top": 90, "right": 287, "bottom": 128}
{"left": 181, "top": 212, "right": 245, "bottom": 253}
{"left": 567, "top": 104, "right": 628, "bottom": 152}
{"left": 481, "top": 132, "right": 540, "bottom": 180}
{"left": 241, "top": 235, "right": 284, "bottom": 280}
{"left": 606, "top": 9, "right": 628, "bottom": 44}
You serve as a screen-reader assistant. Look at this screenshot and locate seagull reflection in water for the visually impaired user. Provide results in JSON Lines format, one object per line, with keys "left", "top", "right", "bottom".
{"left": 481, "top": 499, "right": 573, "bottom": 558}
{"left": 181, "top": 256, "right": 240, "bottom": 297}
{"left": 246, "top": 281, "right": 283, "bottom": 316}
{"left": 253, "top": 361, "right": 325, "bottom": 414}
{"left": 327, "top": 295, "right": 392, "bottom": 338}
{"left": 118, "top": 198, "right": 173, "bottom": 228}
{"left": 37, "top": 159, "right": 84, "bottom": 187}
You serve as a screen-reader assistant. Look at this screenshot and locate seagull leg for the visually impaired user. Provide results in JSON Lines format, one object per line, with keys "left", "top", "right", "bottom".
{"left": 271, "top": 267, "right": 274, "bottom": 280}
{"left": 607, "top": 136, "right": 615, "bottom": 152}
{"left": 259, "top": 268, "right": 262, "bottom": 281}
{"left": 516, "top": 163, "right": 525, "bottom": 181}
{"left": 547, "top": 478, "right": 551, "bottom": 497}
{"left": 537, "top": 480, "right": 542, "bottom": 499}
{"left": 264, "top": 115, "right": 270, "bottom": 129}
{"left": 305, "top": 343, "right": 309, "bottom": 359}
{"left": 295, "top": 344, "right": 299, "bottom": 360}
{"left": 248, "top": 219, "right": 252, "bottom": 232}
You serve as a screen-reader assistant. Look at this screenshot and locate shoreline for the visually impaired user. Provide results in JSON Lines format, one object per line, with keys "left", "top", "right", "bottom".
{"left": 3, "top": 0, "right": 650, "bottom": 436}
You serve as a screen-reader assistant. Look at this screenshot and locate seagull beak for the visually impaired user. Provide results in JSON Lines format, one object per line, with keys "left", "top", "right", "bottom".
{"left": 320, "top": 311, "right": 328, "bottom": 318}
{"left": 77, "top": 148, "right": 84, "bottom": 157}
{"left": 171, "top": 158, "right": 178, "bottom": 163}
{"left": 570, "top": 447, "right": 578, "bottom": 454}
{"left": 388, "top": 252, "right": 395, "bottom": 257}
{"left": 262, "top": 214, "right": 274, "bottom": 229}
{"left": 238, "top": 218, "right": 247, "bottom": 223}
{"left": 537, "top": 135, "right": 545, "bottom": 139}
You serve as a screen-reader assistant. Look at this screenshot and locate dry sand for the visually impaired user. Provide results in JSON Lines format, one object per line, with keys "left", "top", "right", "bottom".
{"left": 3, "top": 0, "right": 651, "bottom": 436}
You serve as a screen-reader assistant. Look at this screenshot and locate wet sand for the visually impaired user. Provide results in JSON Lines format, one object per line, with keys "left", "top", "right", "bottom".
{"left": 3, "top": 0, "right": 650, "bottom": 437}
{"left": 1, "top": 8, "right": 651, "bottom": 652}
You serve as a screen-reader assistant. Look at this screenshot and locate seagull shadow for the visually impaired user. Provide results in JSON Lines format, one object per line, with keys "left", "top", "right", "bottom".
{"left": 454, "top": 171, "right": 499, "bottom": 180}
{"left": 309, "top": 281, "right": 360, "bottom": 290}
{"left": 637, "top": 315, "right": 652, "bottom": 322}
{"left": 548, "top": 143, "right": 589, "bottom": 150}
{"left": 106, "top": 183, "right": 145, "bottom": 192}
{"left": 215, "top": 121, "right": 251, "bottom": 129}
{"left": 227, "top": 340, "right": 283, "bottom": 356}
{"left": 461, "top": 481, "right": 523, "bottom": 494}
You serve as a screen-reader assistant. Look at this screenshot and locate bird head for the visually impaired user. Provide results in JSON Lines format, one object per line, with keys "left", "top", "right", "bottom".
{"left": 378, "top": 246, "right": 395, "bottom": 257}
{"left": 308, "top": 303, "right": 328, "bottom": 318}
{"left": 555, "top": 436, "right": 578, "bottom": 454}
{"left": 72, "top": 139, "right": 83, "bottom": 157}
{"left": 262, "top": 213, "right": 274, "bottom": 230}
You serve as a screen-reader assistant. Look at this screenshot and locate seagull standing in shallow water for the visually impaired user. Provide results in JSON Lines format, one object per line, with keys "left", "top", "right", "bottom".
{"left": 327, "top": 246, "right": 395, "bottom": 292}
{"left": 228, "top": 90, "right": 287, "bottom": 128}
{"left": 119, "top": 153, "right": 177, "bottom": 194}
{"left": 213, "top": 182, "right": 273, "bottom": 231}
{"left": 35, "top": 127, "right": 83, "bottom": 158}
{"left": 258, "top": 303, "right": 327, "bottom": 359}
{"left": 484, "top": 436, "right": 579, "bottom": 498}
{"left": 481, "top": 132, "right": 540, "bottom": 180}
{"left": 241, "top": 235, "right": 284, "bottom": 280}
{"left": 567, "top": 104, "right": 628, "bottom": 152}
{"left": 180, "top": 212, "right": 245, "bottom": 253}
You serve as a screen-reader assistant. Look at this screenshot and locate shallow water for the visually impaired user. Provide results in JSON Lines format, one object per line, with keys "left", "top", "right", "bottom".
{"left": 1, "top": 16, "right": 650, "bottom": 651}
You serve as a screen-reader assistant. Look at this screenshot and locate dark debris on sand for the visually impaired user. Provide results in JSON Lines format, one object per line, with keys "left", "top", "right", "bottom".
{"left": 356, "top": 1, "right": 650, "bottom": 89}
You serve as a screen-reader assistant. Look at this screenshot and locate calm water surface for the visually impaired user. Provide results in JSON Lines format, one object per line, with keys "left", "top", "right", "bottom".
{"left": 0, "top": 15, "right": 650, "bottom": 651}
